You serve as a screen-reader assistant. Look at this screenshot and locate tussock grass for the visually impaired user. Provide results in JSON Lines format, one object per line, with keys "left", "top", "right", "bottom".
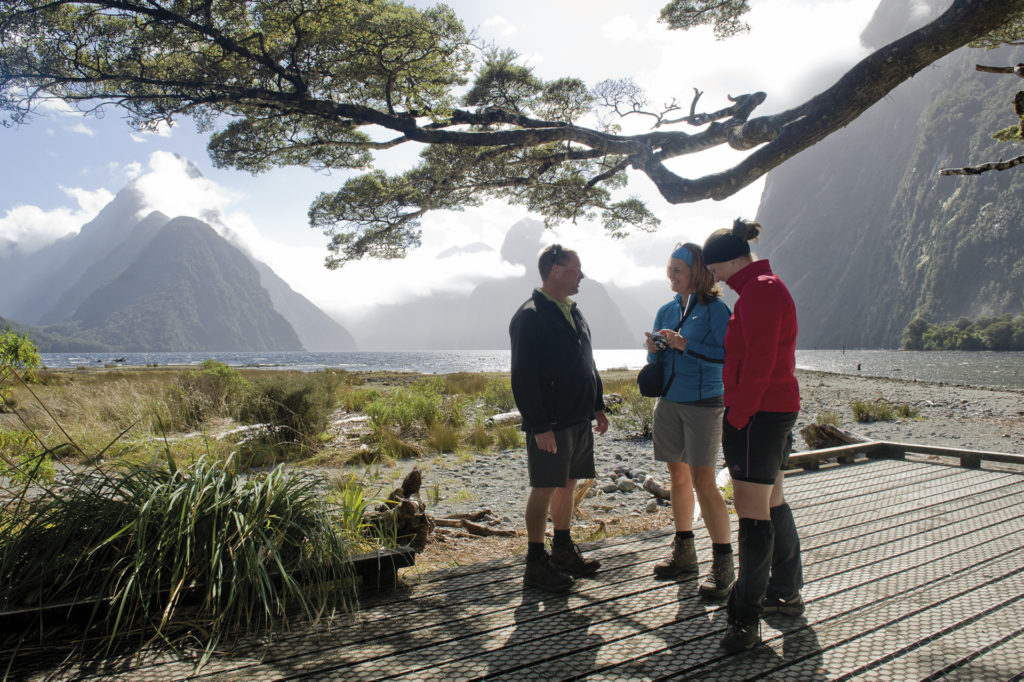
{"left": 815, "top": 411, "right": 841, "bottom": 426}
{"left": 426, "top": 422, "right": 462, "bottom": 454}
{"left": 494, "top": 425, "right": 524, "bottom": 450}
{"left": 0, "top": 454, "right": 359, "bottom": 667}
{"left": 852, "top": 399, "right": 919, "bottom": 423}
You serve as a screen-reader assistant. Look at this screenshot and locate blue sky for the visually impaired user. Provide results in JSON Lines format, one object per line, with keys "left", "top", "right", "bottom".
{"left": 0, "top": 0, "right": 880, "bottom": 323}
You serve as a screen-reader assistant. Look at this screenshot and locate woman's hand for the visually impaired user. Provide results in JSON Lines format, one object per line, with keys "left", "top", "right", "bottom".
{"left": 657, "top": 329, "right": 688, "bottom": 352}
{"left": 643, "top": 332, "right": 662, "bottom": 353}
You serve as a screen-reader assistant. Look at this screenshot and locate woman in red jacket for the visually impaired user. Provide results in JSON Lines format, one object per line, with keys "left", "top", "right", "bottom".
{"left": 702, "top": 219, "right": 803, "bottom": 653}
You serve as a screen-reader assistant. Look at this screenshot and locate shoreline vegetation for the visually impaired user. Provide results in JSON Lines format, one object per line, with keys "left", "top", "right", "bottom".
{"left": 901, "top": 313, "right": 1024, "bottom": 351}
{"left": 2, "top": 344, "right": 1022, "bottom": 668}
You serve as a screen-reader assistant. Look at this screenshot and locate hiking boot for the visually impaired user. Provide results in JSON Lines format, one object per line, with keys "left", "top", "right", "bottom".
{"left": 698, "top": 551, "right": 735, "bottom": 600}
{"left": 550, "top": 541, "right": 600, "bottom": 576}
{"left": 761, "top": 591, "right": 805, "bottom": 616}
{"left": 720, "top": 620, "right": 760, "bottom": 653}
{"left": 524, "top": 554, "right": 573, "bottom": 593}
{"left": 653, "top": 536, "right": 698, "bottom": 578}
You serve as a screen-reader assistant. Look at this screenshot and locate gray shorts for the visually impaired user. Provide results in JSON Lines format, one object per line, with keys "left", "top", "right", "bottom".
{"left": 527, "top": 421, "right": 595, "bottom": 488}
{"left": 652, "top": 399, "right": 724, "bottom": 467}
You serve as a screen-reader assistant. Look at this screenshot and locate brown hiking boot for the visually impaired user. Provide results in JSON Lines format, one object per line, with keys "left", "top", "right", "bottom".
{"left": 653, "top": 536, "right": 698, "bottom": 578}
{"left": 524, "top": 554, "right": 573, "bottom": 593}
{"left": 698, "top": 551, "right": 735, "bottom": 600}
{"left": 550, "top": 541, "right": 600, "bottom": 576}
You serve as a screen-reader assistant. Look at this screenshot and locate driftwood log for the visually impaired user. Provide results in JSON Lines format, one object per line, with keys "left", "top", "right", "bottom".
{"left": 643, "top": 475, "right": 671, "bottom": 501}
{"left": 799, "top": 423, "right": 870, "bottom": 450}
{"left": 364, "top": 468, "right": 433, "bottom": 551}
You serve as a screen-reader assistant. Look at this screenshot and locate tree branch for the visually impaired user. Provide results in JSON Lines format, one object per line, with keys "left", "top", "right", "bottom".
{"left": 939, "top": 153, "right": 1024, "bottom": 175}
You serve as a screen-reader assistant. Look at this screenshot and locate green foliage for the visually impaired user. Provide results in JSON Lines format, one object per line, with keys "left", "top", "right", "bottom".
{"left": 0, "top": 457, "right": 359, "bottom": 661}
{"left": 968, "top": 11, "right": 1024, "bottom": 49}
{"left": 7, "top": 0, "right": 1006, "bottom": 265}
{"left": 610, "top": 385, "right": 655, "bottom": 438}
{"left": 164, "top": 360, "right": 251, "bottom": 429}
{"left": 0, "top": 428, "right": 55, "bottom": 485}
{"left": 0, "top": 330, "right": 41, "bottom": 410}
{"left": 363, "top": 384, "right": 442, "bottom": 431}
{"left": 238, "top": 373, "right": 334, "bottom": 454}
{"left": 482, "top": 377, "right": 517, "bottom": 413}
{"left": 341, "top": 386, "right": 383, "bottom": 412}
{"left": 659, "top": 0, "right": 751, "bottom": 39}
{"left": 902, "top": 314, "right": 1024, "bottom": 350}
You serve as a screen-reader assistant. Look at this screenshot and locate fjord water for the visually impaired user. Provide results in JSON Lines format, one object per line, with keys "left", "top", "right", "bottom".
{"left": 38, "top": 349, "right": 1024, "bottom": 391}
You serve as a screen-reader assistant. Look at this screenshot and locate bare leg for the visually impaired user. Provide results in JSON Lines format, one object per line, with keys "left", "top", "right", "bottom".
{"left": 693, "top": 464, "right": 730, "bottom": 544}
{"left": 549, "top": 478, "right": 577, "bottom": 530}
{"left": 526, "top": 486, "right": 556, "bottom": 543}
{"left": 666, "top": 462, "right": 695, "bottom": 532}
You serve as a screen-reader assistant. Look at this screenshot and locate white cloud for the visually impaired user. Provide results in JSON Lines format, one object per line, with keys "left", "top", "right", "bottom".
{"left": 0, "top": 186, "right": 113, "bottom": 254}
{"left": 482, "top": 15, "right": 518, "bottom": 38}
{"left": 68, "top": 122, "right": 95, "bottom": 136}
{"left": 130, "top": 133, "right": 148, "bottom": 143}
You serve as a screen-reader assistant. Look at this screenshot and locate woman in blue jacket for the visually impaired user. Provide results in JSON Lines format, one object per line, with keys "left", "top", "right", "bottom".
{"left": 644, "top": 243, "right": 734, "bottom": 599}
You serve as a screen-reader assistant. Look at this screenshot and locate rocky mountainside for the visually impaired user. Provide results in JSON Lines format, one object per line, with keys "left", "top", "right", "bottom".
{"left": 754, "top": 0, "right": 1024, "bottom": 348}
{"left": 0, "top": 179, "right": 356, "bottom": 352}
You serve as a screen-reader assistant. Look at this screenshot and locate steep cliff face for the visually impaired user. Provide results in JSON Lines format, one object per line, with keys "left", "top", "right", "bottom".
{"left": 754, "top": 1, "right": 1024, "bottom": 348}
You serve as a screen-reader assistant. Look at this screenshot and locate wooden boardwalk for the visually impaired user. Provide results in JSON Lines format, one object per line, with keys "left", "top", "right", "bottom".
{"left": 15, "top": 455, "right": 1024, "bottom": 680}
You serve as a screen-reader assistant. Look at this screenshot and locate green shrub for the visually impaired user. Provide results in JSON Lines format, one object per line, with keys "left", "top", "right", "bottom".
{"left": 0, "top": 330, "right": 41, "bottom": 412}
{"left": 238, "top": 373, "right": 333, "bottom": 453}
{"left": 165, "top": 360, "right": 251, "bottom": 429}
{"left": 611, "top": 385, "right": 654, "bottom": 438}
{"left": 494, "top": 425, "right": 524, "bottom": 450}
{"left": 440, "top": 394, "right": 468, "bottom": 427}
{"left": 0, "top": 456, "right": 359, "bottom": 661}
{"left": 340, "top": 386, "right": 382, "bottom": 412}
{"left": 483, "top": 377, "right": 516, "bottom": 412}
{"left": 0, "top": 428, "right": 55, "bottom": 485}
{"left": 895, "top": 402, "right": 920, "bottom": 419}
{"left": 364, "top": 387, "right": 442, "bottom": 430}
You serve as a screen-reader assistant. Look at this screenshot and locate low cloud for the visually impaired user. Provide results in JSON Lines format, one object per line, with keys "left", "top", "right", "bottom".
{"left": 0, "top": 186, "right": 113, "bottom": 254}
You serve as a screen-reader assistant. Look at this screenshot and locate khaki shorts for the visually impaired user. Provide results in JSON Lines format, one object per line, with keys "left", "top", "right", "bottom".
{"left": 652, "top": 399, "right": 724, "bottom": 467}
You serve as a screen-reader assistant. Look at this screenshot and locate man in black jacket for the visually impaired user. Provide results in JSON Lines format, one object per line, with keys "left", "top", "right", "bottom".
{"left": 509, "top": 243, "right": 609, "bottom": 592}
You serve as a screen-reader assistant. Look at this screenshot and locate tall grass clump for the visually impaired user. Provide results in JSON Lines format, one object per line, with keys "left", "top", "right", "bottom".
{"left": 851, "top": 398, "right": 919, "bottom": 423}
{"left": 442, "top": 372, "right": 488, "bottom": 396}
{"left": 163, "top": 360, "right": 251, "bottom": 429}
{"left": 482, "top": 377, "right": 516, "bottom": 413}
{"left": 494, "top": 425, "right": 524, "bottom": 450}
{"left": 237, "top": 372, "right": 335, "bottom": 457}
{"left": 0, "top": 455, "right": 358, "bottom": 664}
{"left": 425, "top": 422, "right": 462, "bottom": 454}
{"left": 363, "top": 385, "right": 442, "bottom": 431}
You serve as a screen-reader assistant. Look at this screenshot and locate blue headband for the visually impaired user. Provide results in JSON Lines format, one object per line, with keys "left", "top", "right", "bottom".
{"left": 671, "top": 245, "right": 694, "bottom": 267}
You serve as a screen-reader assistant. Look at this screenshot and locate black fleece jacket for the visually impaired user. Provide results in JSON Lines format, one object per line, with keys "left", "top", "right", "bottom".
{"left": 509, "top": 289, "right": 605, "bottom": 434}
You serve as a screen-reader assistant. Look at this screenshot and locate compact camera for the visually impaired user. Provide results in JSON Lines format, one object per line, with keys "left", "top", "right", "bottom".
{"left": 650, "top": 333, "right": 669, "bottom": 350}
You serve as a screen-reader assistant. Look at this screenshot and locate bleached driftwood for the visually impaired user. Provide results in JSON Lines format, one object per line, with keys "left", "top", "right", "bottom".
{"left": 486, "top": 410, "right": 522, "bottom": 426}
{"left": 799, "top": 423, "right": 870, "bottom": 450}
{"left": 642, "top": 475, "right": 671, "bottom": 501}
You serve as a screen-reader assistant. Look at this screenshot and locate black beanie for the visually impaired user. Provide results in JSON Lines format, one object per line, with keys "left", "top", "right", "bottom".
{"left": 702, "top": 228, "right": 750, "bottom": 265}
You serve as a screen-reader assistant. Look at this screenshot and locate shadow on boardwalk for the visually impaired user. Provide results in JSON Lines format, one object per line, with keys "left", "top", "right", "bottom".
{"left": 7, "top": 455, "right": 1024, "bottom": 680}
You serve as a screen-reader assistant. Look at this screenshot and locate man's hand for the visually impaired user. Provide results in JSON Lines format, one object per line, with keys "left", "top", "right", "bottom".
{"left": 594, "top": 410, "right": 609, "bottom": 435}
{"left": 534, "top": 430, "right": 557, "bottom": 453}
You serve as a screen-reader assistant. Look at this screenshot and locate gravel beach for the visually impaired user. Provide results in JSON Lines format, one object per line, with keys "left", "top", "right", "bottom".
{"left": 375, "top": 369, "right": 1024, "bottom": 530}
